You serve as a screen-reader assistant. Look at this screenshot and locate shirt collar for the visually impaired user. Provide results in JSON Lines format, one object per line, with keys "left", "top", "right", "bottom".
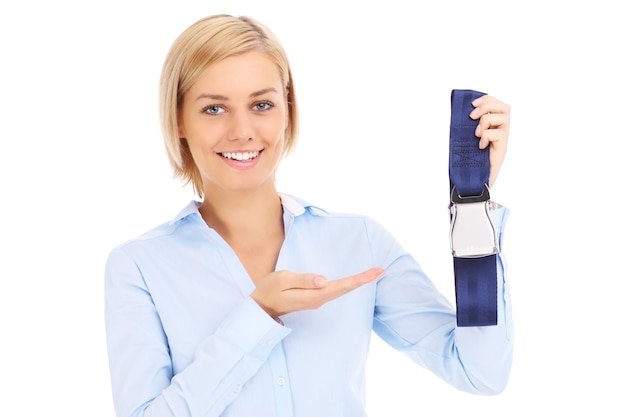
{"left": 168, "top": 193, "right": 328, "bottom": 226}
{"left": 169, "top": 200, "right": 202, "bottom": 225}
{"left": 280, "top": 193, "right": 329, "bottom": 217}
{"left": 279, "top": 193, "right": 306, "bottom": 216}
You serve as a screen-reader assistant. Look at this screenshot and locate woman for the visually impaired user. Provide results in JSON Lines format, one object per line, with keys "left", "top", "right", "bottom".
{"left": 105, "top": 14, "right": 512, "bottom": 417}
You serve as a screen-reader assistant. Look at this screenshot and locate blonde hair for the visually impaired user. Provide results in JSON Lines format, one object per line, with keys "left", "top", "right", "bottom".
{"left": 159, "top": 15, "right": 299, "bottom": 197}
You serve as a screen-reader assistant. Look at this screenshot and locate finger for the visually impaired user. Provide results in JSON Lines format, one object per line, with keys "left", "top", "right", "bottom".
{"left": 475, "top": 112, "right": 509, "bottom": 138}
{"left": 481, "top": 130, "right": 507, "bottom": 187}
{"left": 252, "top": 271, "right": 328, "bottom": 317}
{"left": 478, "top": 127, "right": 508, "bottom": 150}
{"left": 478, "top": 112, "right": 509, "bottom": 130}
{"left": 470, "top": 95, "right": 511, "bottom": 120}
{"left": 258, "top": 268, "right": 384, "bottom": 316}
{"left": 465, "top": 95, "right": 511, "bottom": 189}
{"left": 478, "top": 128, "right": 507, "bottom": 149}
{"left": 323, "top": 267, "right": 385, "bottom": 298}
{"left": 275, "top": 271, "right": 327, "bottom": 290}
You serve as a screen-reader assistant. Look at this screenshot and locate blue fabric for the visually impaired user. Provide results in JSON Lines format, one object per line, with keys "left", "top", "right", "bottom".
{"left": 449, "top": 89, "right": 489, "bottom": 197}
{"left": 105, "top": 194, "right": 513, "bottom": 417}
{"left": 454, "top": 255, "right": 498, "bottom": 325}
{"left": 449, "top": 89, "right": 498, "bottom": 326}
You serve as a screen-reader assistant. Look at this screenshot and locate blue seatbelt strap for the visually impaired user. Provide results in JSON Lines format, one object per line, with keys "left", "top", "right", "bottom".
{"left": 449, "top": 89, "right": 499, "bottom": 326}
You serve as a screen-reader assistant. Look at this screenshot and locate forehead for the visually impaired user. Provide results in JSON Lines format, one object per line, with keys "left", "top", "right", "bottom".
{"left": 189, "top": 51, "right": 283, "bottom": 98}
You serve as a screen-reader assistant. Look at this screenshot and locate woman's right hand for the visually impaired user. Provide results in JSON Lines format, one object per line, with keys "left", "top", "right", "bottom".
{"left": 251, "top": 267, "right": 385, "bottom": 319}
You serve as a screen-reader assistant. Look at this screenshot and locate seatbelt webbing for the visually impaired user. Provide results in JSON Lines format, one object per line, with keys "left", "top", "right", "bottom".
{"left": 449, "top": 89, "right": 498, "bottom": 326}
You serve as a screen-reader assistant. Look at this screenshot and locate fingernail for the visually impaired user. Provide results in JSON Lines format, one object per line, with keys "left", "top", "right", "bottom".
{"left": 472, "top": 97, "right": 483, "bottom": 106}
{"left": 475, "top": 125, "right": 482, "bottom": 136}
{"left": 314, "top": 276, "right": 327, "bottom": 287}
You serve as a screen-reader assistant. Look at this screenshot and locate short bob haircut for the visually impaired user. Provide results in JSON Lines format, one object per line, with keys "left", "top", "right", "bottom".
{"left": 159, "top": 15, "right": 299, "bottom": 197}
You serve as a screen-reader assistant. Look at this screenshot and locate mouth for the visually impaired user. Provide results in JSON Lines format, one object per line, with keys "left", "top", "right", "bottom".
{"left": 219, "top": 150, "right": 261, "bottom": 161}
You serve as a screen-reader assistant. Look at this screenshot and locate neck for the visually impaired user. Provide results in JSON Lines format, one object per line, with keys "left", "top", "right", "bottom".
{"left": 199, "top": 182, "right": 283, "bottom": 240}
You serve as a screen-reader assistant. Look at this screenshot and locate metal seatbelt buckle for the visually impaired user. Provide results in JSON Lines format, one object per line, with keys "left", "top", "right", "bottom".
{"left": 449, "top": 185, "right": 499, "bottom": 258}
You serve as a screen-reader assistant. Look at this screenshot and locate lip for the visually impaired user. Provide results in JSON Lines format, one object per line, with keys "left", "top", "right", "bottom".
{"left": 218, "top": 149, "right": 262, "bottom": 169}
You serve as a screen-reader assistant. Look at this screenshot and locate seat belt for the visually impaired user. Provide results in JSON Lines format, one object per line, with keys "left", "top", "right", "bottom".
{"left": 448, "top": 89, "right": 499, "bottom": 326}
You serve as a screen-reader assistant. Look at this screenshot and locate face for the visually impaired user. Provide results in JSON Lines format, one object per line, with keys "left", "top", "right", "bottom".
{"left": 178, "top": 51, "right": 288, "bottom": 195}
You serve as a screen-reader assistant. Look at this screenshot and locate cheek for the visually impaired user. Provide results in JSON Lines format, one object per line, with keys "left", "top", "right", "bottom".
{"left": 264, "top": 111, "right": 289, "bottom": 142}
{"left": 184, "top": 131, "right": 217, "bottom": 163}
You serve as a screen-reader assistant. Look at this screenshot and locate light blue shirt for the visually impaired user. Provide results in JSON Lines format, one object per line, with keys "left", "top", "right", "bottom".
{"left": 105, "top": 194, "right": 513, "bottom": 417}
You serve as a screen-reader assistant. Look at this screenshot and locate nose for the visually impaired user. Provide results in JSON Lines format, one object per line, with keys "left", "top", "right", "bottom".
{"left": 228, "top": 109, "right": 253, "bottom": 142}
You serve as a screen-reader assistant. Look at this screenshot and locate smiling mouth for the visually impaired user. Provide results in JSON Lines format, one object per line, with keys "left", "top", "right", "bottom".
{"left": 220, "top": 151, "right": 261, "bottom": 161}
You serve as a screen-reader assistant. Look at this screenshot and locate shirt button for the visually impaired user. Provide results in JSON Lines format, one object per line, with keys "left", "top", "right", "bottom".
{"left": 266, "top": 339, "right": 275, "bottom": 346}
{"left": 276, "top": 377, "right": 286, "bottom": 386}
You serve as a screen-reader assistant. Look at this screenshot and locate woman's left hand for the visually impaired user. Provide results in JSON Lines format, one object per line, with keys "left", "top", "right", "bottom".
{"left": 470, "top": 95, "right": 510, "bottom": 188}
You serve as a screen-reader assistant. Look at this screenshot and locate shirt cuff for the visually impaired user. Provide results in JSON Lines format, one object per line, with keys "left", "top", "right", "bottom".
{"left": 218, "top": 297, "right": 291, "bottom": 354}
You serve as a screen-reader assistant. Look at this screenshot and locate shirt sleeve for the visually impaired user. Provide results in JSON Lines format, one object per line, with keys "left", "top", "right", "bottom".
{"left": 104, "top": 247, "right": 291, "bottom": 417}
{"left": 370, "top": 206, "right": 513, "bottom": 395}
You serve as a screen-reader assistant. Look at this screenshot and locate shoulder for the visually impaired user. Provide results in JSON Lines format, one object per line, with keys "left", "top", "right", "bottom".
{"left": 107, "top": 200, "right": 203, "bottom": 255}
{"left": 281, "top": 194, "right": 404, "bottom": 266}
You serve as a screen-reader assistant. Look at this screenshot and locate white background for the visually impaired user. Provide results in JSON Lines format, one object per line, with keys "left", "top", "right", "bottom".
{"left": 1, "top": 0, "right": 624, "bottom": 416}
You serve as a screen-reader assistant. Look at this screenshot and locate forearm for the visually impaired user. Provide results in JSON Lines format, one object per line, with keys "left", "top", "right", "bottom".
{"left": 452, "top": 206, "right": 513, "bottom": 393}
{"left": 105, "top": 249, "right": 290, "bottom": 417}
{"left": 372, "top": 207, "right": 513, "bottom": 395}
{"left": 155, "top": 299, "right": 290, "bottom": 417}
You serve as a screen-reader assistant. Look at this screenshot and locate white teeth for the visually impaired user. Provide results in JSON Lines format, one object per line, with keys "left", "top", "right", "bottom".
{"left": 221, "top": 151, "right": 260, "bottom": 161}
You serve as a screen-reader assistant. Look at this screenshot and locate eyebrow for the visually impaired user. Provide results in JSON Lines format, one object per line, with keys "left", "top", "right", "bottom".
{"left": 194, "top": 87, "right": 279, "bottom": 102}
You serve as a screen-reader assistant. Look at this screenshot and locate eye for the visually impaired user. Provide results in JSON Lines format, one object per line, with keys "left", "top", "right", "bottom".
{"left": 253, "top": 101, "right": 274, "bottom": 111}
{"left": 201, "top": 105, "right": 225, "bottom": 115}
